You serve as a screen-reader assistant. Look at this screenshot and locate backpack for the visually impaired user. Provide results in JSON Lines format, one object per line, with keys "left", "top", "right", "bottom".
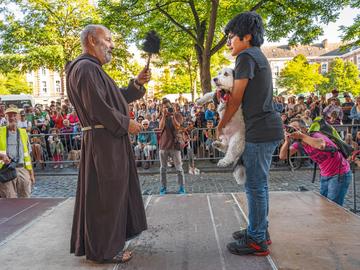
{"left": 308, "top": 116, "right": 353, "bottom": 159}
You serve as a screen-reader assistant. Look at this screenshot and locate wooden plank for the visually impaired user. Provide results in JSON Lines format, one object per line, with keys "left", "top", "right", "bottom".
{"left": 126, "top": 194, "right": 272, "bottom": 270}
{"left": 234, "top": 191, "right": 360, "bottom": 270}
{"left": 0, "top": 198, "right": 65, "bottom": 243}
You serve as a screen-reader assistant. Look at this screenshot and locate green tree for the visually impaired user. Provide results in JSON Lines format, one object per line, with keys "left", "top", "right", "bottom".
{"left": 0, "top": 72, "right": 31, "bottom": 95}
{"left": 277, "top": 55, "right": 328, "bottom": 94}
{"left": 321, "top": 58, "right": 360, "bottom": 95}
{"left": 340, "top": 0, "right": 360, "bottom": 47}
{"left": 99, "top": 0, "right": 349, "bottom": 93}
{"left": 0, "top": 0, "right": 101, "bottom": 95}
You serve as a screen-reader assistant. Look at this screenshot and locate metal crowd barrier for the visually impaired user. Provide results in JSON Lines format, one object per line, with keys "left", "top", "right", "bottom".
{"left": 27, "top": 123, "right": 360, "bottom": 170}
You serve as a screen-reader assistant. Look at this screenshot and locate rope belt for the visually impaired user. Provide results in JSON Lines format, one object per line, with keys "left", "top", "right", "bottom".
{"left": 81, "top": 125, "right": 105, "bottom": 131}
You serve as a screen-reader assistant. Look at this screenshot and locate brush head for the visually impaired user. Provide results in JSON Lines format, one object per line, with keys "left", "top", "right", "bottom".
{"left": 142, "top": 30, "right": 160, "bottom": 54}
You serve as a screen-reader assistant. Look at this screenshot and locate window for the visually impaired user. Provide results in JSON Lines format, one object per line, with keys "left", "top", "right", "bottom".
{"left": 357, "top": 56, "right": 360, "bottom": 70}
{"left": 55, "top": 80, "right": 61, "bottom": 93}
{"left": 274, "top": 66, "right": 280, "bottom": 76}
{"left": 28, "top": 82, "right": 33, "bottom": 89}
{"left": 41, "top": 68, "right": 46, "bottom": 76}
{"left": 42, "top": 81, "right": 47, "bottom": 94}
{"left": 321, "top": 63, "right": 328, "bottom": 74}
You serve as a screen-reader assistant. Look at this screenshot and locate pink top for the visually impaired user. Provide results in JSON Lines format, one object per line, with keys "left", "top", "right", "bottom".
{"left": 293, "top": 132, "right": 350, "bottom": 177}
{"left": 67, "top": 114, "right": 79, "bottom": 125}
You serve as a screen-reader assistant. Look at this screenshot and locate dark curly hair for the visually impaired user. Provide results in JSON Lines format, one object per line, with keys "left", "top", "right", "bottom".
{"left": 224, "top": 11, "right": 264, "bottom": 47}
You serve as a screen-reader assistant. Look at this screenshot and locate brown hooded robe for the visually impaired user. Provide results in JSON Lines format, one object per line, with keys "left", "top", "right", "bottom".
{"left": 66, "top": 54, "right": 147, "bottom": 262}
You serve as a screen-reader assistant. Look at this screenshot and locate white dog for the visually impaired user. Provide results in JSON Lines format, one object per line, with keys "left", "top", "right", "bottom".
{"left": 196, "top": 67, "right": 246, "bottom": 184}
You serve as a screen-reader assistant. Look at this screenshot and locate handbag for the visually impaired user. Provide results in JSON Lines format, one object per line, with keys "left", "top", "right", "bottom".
{"left": 0, "top": 128, "right": 20, "bottom": 183}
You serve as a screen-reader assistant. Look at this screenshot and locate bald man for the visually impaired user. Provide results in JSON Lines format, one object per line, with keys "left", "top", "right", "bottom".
{"left": 66, "top": 24, "right": 150, "bottom": 264}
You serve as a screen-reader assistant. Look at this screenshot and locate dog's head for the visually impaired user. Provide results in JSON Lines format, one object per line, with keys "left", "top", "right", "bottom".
{"left": 212, "top": 67, "right": 234, "bottom": 92}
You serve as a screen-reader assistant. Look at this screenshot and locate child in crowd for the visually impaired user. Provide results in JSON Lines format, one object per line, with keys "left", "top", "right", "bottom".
{"left": 49, "top": 128, "right": 64, "bottom": 169}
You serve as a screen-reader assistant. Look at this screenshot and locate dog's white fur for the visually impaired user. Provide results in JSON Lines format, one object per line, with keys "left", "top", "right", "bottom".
{"left": 196, "top": 67, "right": 246, "bottom": 184}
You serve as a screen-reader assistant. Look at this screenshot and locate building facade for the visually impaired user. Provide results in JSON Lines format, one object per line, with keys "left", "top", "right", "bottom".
{"left": 262, "top": 40, "right": 360, "bottom": 94}
{"left": 26, "top": 68, "right": 64, "bottom": 104}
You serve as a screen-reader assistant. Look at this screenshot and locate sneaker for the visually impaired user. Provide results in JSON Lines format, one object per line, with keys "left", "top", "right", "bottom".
{"left": 227, "top": 235, "right": 269, "bottom": 256}
{"left": 60, "top": 164, "right": 64, "bottom": 169}
{"left": 178, "top": 185, "right": 186, "bottom": 195}
{"left": 194, "top": 168, "right": 201, "bottom": 175}
{"left": 232, "top": 228, "right": 272, "bottom": 245}
{"left": 159, "top": 186, "right": 167, "bottom": 195}
{"left": 189, "top": 167, "right": 194, "bottom": 175}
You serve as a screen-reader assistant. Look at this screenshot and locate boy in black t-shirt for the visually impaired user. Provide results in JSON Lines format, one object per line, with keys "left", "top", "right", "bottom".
{"left": 218, "top": 12, "right": 283, "bottom": 256}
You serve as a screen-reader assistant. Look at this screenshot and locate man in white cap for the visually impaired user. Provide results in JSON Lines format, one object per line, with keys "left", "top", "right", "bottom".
{"left": 0, "top": 106, "right": 34, "bottom": 198}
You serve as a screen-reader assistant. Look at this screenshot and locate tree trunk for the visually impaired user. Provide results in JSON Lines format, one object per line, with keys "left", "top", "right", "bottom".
{"left": 200, "top": 55, "right": 212, "bottom": 94}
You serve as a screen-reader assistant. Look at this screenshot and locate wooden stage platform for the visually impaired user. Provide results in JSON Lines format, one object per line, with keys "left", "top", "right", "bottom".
{"left": 0, "top": 192, "right": 359, "bottom": 270}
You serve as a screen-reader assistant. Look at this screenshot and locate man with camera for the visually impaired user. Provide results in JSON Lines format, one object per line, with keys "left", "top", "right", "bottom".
{"left": 0, "top": 106, "right": 34, "bottom": 198}
{"left": 159, "top": 99, "right": 185, "bottom": 195}
{"left": 279, "top": 118, "right": 351, "bottom": 206}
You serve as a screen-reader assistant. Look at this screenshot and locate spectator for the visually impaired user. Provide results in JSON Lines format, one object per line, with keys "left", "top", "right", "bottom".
{"left": 134, "top": 119, "right": 157, "bottom": 169}
{"left": 30, "top": 128, "right": 46, "bottom": 169}
{"left": 60, "top": 119, "right": 74, "bottom": 152}
{"left": 286, "top": 96, "right": 296, "bottom": 111}
{"left": 149, "top": 113, "right": 159, "bottom": 130}
{"left": 294, "top": 95, "right": 307, "bottom": 115}
{"left": 345, "top": 133, "right": 358, "bottom": 151}
{"left": 301, "top": 110, "right": 312, "bottom": 126}
{"left": 49, "top": 128, "right": 64, "bottom": 169}
{"left": 323, "top": 98, "right": 343, "bottom": 122}
{"left": 341, "top": 93, "right": 354, "bottom": 124}
{"left": 280, "top": 118, "right": 351, "bottom": 206}
{"left": 0, "top": 106, "right": 34, "bottom": 198}
{"left": 204, "top": 120, "right": 216, "bottom": 153}
{"left": 18, "top": 110, "right": 31, "bottom": 131}
{"left": 205, "top": 103, "right": 216, "bottom": 122}
{"left": 158, "top": 99, "right": 186, "bottom": 195}
{"left": 67, "top": 110, "right": 79, "bottom": 126}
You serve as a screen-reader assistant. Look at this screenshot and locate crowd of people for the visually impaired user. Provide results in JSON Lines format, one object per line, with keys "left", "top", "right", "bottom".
{"left": 1, "top": 88, "right": 360, "bottom": 170}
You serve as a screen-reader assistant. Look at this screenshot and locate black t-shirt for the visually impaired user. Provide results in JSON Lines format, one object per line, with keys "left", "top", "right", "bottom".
{"left": 235, "top": 47, "right": 283, "bottom": 143}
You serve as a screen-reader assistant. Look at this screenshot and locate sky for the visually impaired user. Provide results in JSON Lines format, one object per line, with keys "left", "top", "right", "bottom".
{"left": 265, "top": 6, "right": 359, "bottom": 45}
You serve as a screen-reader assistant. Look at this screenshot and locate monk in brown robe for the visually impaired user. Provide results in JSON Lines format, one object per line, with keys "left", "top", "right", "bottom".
{"left": 66, "top": 24, "right": 150, "bottom": 264}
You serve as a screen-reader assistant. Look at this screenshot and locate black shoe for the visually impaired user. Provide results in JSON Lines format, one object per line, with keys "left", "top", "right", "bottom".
{"left": 227, "top": 235, "right": 269, "bottom": 256}
{"left": 232, "top": 228, "right": 272, "bottom": 245}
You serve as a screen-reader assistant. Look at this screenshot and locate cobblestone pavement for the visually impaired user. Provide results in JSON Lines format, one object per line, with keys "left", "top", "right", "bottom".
{"left": 31, "top": 169, "right": 360, "bottom": 214}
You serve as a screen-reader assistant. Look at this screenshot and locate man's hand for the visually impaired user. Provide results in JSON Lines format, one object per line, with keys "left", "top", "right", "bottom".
{"left": 128, "top": 119, "right": 142, "bottom": 135}
{"left": 289, "top": 130, "right": 304, "bottom": 140}
{"left": 0, "top": 153, "right": 11, "bottom": 164}
{"left": 136, "top": 67, "right": 151, "bottom": 85}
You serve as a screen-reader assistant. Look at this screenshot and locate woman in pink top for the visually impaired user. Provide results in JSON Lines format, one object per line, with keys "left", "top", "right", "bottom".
{"left": 67, "top": 110, "right": 79, "bottom": 125}
{"left": 279, "top": 118, "right": 351, "bottom": 206}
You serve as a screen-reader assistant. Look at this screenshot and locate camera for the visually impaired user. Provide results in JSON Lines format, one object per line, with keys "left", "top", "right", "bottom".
{"left": 167, "top": 107, "right": 174, "bottom": 113}
{"left": 284, "top": 124, "right": 297, "bottom": 134}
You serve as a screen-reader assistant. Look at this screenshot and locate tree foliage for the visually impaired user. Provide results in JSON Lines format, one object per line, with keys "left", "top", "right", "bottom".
{"left": 98, "top": 0, "right": 349, "bottom": 93}
{"left": 340, "top": 0, "right": 360, "bottom": 48}
{"left": 321, "top": 58, "right": 360, "bottom": 95}
{"left": 0, "top": 72, "right": 32, "bottom": 95}
{"left": 277, "top": 55, "right": 328, "bottom": 94}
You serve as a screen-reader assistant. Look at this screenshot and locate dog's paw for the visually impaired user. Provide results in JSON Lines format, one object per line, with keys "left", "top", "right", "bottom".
{"left": 233, "top": 165, "right": 246, "bottom": 185}
{"left": 212, "top": 140, "right": 222, "bottom": 148}
{"left": 217, "top": 158, "right": 232, "bottom": 168}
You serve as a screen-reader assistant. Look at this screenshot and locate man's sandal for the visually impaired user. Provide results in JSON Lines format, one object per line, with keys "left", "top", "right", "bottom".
{"left": 102, "top": 250, "right": 133, "bottom": 264}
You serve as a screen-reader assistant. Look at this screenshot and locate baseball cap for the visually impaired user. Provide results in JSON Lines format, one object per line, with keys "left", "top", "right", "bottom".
{"left": 5, "top": 106, "right": 19, "bottom": 114}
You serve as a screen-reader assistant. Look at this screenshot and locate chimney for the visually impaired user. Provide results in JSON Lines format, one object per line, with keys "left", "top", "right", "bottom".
{"left": 322, "top": 39, "right": 328, "bottom": 49}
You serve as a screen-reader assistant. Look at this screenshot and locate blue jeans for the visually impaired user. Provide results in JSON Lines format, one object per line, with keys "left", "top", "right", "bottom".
{"left": 242, "top": 140, "right": 280, "bottom": 243}
{"left": 320, "top": 170, "right": 352, "bottom": 206}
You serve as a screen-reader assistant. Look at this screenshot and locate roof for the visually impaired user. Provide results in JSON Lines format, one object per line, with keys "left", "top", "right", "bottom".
{"left": 261, "top": 40, "right": 359, "bottom": 59}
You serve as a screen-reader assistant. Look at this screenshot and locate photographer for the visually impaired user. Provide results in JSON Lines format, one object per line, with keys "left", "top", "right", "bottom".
{"left": 158, "top": 99, "right": 185, "bottom": 195}
{"left": 279, "top": 118, "right": 351, "bottom": 206}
